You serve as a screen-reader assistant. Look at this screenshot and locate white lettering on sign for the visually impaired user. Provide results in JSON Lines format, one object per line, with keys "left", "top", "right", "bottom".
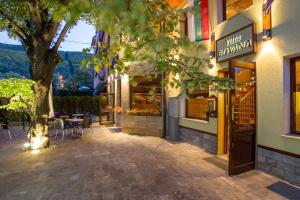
{"left": 218, "top": 39, "right": 252, "bottom": 57}
{"left": 225, "top": 35, "right": 242, "bottom": 46}
{"left": 216, "top": 24, "right": 256, "bottom": 62}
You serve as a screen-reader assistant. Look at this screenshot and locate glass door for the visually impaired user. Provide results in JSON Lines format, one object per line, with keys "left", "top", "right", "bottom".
{"left": 228, "top": 60, "right": 256, "bottom": 175}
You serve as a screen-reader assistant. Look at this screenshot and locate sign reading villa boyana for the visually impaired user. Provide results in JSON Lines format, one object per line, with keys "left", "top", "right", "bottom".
{"left": 216, "top": 24, "right": 256, "bottom": 62}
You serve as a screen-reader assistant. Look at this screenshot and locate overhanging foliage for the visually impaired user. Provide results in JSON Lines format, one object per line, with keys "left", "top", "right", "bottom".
{"left": 0, "top": 78, "right": 34, "bottom": 112}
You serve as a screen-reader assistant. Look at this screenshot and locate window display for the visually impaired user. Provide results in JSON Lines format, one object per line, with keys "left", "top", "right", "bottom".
{"left": 129, "top": 76, "right": 162, "bottom": 116}
{"left": 186, "top": 87, "right": 209, "bottom": 120}
{"left": 291, "top": 58, "right": 300, "bottom": 134}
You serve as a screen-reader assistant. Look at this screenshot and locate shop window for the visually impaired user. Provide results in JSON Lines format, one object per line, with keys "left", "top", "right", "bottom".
{"left": 224, "top": 0, "right": 253, "bottom": 20}
{"left": 130, "top": 76, "right": 162, "bottom": 116}
{"left": 291, "top": 58, "right": 300, "bottom": 134}
{"left": 186, "top": 87, "right": 210, "bottom": 121}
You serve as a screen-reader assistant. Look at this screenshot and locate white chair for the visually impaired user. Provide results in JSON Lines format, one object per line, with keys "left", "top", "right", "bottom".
{"left": 78, "top": 117, "right": 92, "bottom": 137}
{"left": 55, "top": 118, "right": 72, "bottom": 140}
{"left": 1, "top": 123, "right": 12, "bottom": 141}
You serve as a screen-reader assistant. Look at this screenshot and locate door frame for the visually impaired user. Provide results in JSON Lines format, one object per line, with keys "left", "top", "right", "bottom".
{"left": 228, "top": 59, "right": 257, "bottom": 175}
{"left": 217, "top": 69, "right": 230, "bottom": 155}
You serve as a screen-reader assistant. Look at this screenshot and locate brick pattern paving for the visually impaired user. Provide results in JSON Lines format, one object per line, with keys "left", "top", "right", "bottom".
{"left": 0, "top": 125, "right": 297, "bottom": 200}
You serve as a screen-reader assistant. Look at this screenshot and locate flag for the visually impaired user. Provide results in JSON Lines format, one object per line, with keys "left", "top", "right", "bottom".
{"left": 194, "top": 0, "right": 209, "bottom": 41}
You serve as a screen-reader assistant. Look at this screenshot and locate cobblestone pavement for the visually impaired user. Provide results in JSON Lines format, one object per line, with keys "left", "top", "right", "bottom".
{"left": 0, "top": 125, "right": 299, "bottom": 200}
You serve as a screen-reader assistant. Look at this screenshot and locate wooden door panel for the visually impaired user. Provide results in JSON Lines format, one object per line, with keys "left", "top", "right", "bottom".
{"left": 229, "top": 60, "right": 256, "bottom": 176}
{"left": 231, "top": 131, "right": 255, "bottom": 168}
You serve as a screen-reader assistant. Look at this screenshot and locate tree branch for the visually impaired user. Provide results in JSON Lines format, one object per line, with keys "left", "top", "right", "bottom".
{"left": 52, "top": 23, "right": 71, "bottom": 52}
{"left": 0, "top": 8, "right": 28, "bottom": 41}
{"left": 27, "top": 0, "right": 42, "bottom": 31}
{"left": 47, "top": 18, "right": 60, "bottom": 43}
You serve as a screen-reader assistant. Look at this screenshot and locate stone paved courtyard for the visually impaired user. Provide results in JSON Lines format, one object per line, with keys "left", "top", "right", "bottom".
{"left": 0, "top": 125, "right": 300, "bottom": 200}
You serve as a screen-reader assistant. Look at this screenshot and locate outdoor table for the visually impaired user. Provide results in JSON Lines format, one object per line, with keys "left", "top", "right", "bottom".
{"left": 66, "top": 118, "right": 83, "bottom": 135}
{"left": 59, "top": 115, "right": 69, "bottom": 119}
{"left": 72, "top": 114, "right": 84, "bottom": 118}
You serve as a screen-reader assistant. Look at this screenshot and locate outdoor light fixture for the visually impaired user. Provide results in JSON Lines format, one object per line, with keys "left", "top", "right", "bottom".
{"left": 262, "top": 0, "right": 273, "bottom": 41}
{"left": 209, "top": 32, "right": 215, "bottom": 59}
{"left": 31, "top": 137, "right": 43, "bottom": 150}
{"left": 58, "top": 74, "right": 65, "bottom": 89}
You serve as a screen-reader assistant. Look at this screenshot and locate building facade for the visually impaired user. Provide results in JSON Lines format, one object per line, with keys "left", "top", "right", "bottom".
{"left": 168, "top": 0, "right": 300, "bottom": 185}
{"left": 93, "top": 0, "right": 300, "bottom": 186}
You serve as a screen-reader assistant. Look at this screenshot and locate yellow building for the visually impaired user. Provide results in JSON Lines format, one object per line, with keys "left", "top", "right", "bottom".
{"left": 95, "top": 0, "right": 300, "bottom": 186}
{"left": 166, "top": 0, "right": 300, "bottom": 185}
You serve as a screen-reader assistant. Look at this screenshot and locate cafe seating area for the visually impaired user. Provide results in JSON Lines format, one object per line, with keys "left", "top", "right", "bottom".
{"left": 0, "top": 112, "right": 94, "bottom": 142}
{"left": 53, "top": 113, "right": 93, "bottom": 140}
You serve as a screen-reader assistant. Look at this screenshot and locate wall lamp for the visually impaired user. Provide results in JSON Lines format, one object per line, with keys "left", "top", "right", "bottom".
{"left": 210, "top": 32, "right": 215, "bottom": 59}
{"left": 262, "top": 0, "right": 273, "bottom": 41}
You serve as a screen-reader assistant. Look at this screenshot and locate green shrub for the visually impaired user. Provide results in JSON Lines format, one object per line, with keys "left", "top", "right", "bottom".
{"left": 53, "top": 96, "right": 99, "bottom": 115}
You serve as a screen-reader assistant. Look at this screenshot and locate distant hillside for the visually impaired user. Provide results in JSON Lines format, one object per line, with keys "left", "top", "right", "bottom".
{"left": 0, "top": 43, "right": 93, "bottom": 89}
{"left": 0, "top": 43, "right": 25, "bottom": 52}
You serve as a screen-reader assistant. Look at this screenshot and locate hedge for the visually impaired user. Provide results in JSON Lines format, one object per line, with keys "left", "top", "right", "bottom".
{"left": 53, "top": 96, "right": 100, "bottom": 115}
{"left": 0, "top": 96, "right": 101, "bottom": 122}
{"left": 53, "top": 90, "right": 93, "bottom": 96}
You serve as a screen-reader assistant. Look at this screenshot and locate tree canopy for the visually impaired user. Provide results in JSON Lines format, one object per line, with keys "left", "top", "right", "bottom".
{"left": 83, "top": 0, "right": 235, "bottom": 93}
{"left": 0, "top": 0, "right": 236, "bottom": 149}
{"left": 1, "top": 0, "right": 235, "bottom": 95}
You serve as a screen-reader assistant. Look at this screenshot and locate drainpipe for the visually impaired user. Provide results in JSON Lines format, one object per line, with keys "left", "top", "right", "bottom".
{"left": 162, "top": 72, "right": 167, "bottom": 138}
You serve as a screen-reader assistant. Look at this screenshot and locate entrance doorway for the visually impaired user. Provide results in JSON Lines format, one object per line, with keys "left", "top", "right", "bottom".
{"left": 218, "top": 60, "right": 256, "bottom": 175}
{"left": 217, "top": 69, "right": 230, "bottom": 158}
{"left": 229, "top": 60, "right": 256, "bottom": 175}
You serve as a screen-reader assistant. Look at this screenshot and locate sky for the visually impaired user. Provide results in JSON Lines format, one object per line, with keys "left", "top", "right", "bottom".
{"left": 0, "top": 21, "right": 95, "bottom": 52}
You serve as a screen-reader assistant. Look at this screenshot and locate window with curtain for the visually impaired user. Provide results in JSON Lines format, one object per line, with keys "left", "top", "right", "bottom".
{"left": 224, "top": 0, "right": 253, "bottom": 20}
{"left": 291, "top": 58, "right": 300, "bottom": 134}
{"left": 186, "top": 87, "right": 210, "bottom": 121}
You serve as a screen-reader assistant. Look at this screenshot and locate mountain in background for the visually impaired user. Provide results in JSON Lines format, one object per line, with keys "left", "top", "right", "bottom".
{"left": 0, "top": 43, "right": 93, "bottom": 89}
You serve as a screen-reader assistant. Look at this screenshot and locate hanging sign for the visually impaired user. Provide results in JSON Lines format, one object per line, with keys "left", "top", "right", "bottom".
{"left": 216, "top": 24, "right": 256, "bottom": 62}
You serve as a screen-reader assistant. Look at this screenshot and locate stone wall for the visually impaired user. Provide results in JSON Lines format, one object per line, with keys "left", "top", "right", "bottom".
{"left": 122, "top": 115, "right": 163, "bottom": 137}
{"left": 180, "top": 127, "right": 217, "bottom": 154}
{"left": 258, "top": 147, "right": 300, "bottom": 186}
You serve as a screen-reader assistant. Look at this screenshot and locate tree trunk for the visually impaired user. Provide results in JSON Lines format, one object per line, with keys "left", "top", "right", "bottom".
{"left": 28, "top": 81, "right": 51, "bottom": 149}
{"left": 27, "top": 48, "right": 61, "bottom": 149}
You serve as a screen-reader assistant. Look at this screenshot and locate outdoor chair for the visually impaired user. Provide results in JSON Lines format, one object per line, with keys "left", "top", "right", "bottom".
{"left": 78, "top": 117, "right": 92, "bottom": 137}
{"left": 55, "top": 118, "right": 73, "bottom": 140}
{"left": 48, "top": 118, "right": 56, "bottom": 129}
{"left": 1, "top": 121, "right": 12, "bottom": 141}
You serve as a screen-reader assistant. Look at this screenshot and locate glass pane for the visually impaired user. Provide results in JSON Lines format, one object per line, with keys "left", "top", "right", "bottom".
{"left": 295, "top": 60, "right": 300, "bottom": 132}
{"left": 226, "top": 0, "right": 253, "bottom": 19}
{"left": 130, "top": 76, "right": 162, "bottom": 115}
{"left": 187, "top": 86, "right": 209, "bottom": 120}
{"left": 234, "top": 67, "right": 256, "bottom": 128}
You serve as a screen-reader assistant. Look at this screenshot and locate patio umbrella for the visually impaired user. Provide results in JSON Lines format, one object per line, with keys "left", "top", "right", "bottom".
{"left": 79, "top": 86, "right": 91, "bottom": 91}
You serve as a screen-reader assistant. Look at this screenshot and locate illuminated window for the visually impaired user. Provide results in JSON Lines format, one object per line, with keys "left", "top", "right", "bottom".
{"left": 186, "top": 87, "right": 209, "bottom": 121}
{"left": 224, "top": 0, "right": 253, "bottom": 20}
{"left": 291, "top": 58, "right": 300, "bottom": 134}
{"left": 130, "top": 76, "right": 162, "bottom": 116}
